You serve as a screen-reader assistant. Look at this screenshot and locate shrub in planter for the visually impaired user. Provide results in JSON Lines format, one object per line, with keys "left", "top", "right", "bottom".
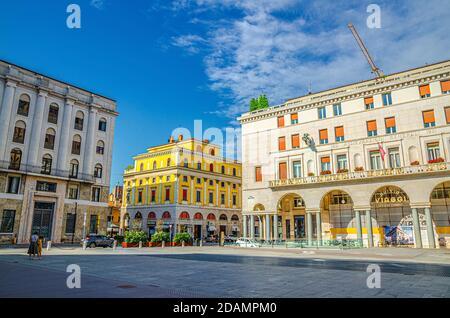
{"left": 428, "top": 157, "right": 444, "bottom": 164}
{"left": 354, "top": 167, "right": 364, "bottom": 172}
{"left": 150, "top": 231, "right": 170, "bottom": 243}
{"left": 320, "top": 170, "right": 332, "bottom": 175}
{"left": 124, "top": 231, "right": 148, "bottom": 244}
{"left": 173, "top": 232, "right": 192, "bottom": 244}
{"left": 337, "top": 168, "right": 348, "bottom": 174}
{"left": 307, "top": 172, "right": 315, "bottom": 177}
{"left": 410, "top": 161, "right": 420, "bottom": 166}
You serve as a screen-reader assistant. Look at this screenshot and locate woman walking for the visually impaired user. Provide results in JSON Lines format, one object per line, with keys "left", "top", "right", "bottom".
{"left": 37, "top": 235, "right": 43, "bottom": 260}
{"left": 27, "top": 232, "right": 39, "bottom": 260}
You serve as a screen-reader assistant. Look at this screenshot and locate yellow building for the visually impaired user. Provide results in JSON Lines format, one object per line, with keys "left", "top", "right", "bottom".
{"left": 121, "top": 135, "right": 242, "bottom": 240}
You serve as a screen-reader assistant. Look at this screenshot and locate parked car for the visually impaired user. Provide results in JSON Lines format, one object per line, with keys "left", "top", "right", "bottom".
{"left": 82, "top": 235, "right": 114, "bottom": 248}
{"left": 236, "top": 238, "right": 260, "bottom": 248}
{"left": 224, "top": 235, "right": 237, "bottom": 243}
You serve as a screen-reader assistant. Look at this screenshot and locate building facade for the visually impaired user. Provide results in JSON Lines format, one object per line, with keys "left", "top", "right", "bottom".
{"left": 108, "top": 185, "right": 122, "bottom": 236}
{"left": 121, "top": 136, "right": 242, "bottom": 240}
{"left": 239, "top": 60, "right": 450, "bottom": 248}
{"left": 0, "top": 60, "right": 117, "bottom": 244}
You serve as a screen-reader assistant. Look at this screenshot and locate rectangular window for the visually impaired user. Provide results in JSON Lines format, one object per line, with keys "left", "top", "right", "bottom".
{"left": 220, "top": 193, "right": 225, "bottom": 205}
{"left": 72, "top": 140, "right": 81, "bottom": 155}
{"left": 367, "top": 120, "right": 378, "bottom": 137}
{"left": 44, "top": 133, "right": 55, "bottom": 150}
{"left": 182, "top": 188, "right": 188, "bottom": 201}
{"left": 91, "top": 187, "right": 101, "bottom": 202}
{"left": 209, "top": 192, "right": 214, "bottom": 204}
{"left": 385, "top": 117, "right": 397, "bottom": 134}
{"left": 370, "top": 151, "right": 382, "bottom": 170}
{"left": 36, "top": 181, "right": 57, "bottom": 193}
{"left": 196, "top": 190, "right": 201, "bottom": 203}
{"left": 6, "top": 176, "right": 20, "bottom": 194}
{"left": 65, "top": 213, "right": 76, "bottom": 234}
{"left": 74, "top": 117, "right": 84, "bottom": 131}
{"left": 138, "top": 190, "right": 143, "bottom": 203}
{"left": 364, "top": 96, "right": 374, "bottom": 109}
{"left": 165, "top": 187, "right": 170, "bottom": 201}
{"left": 333, "top": 103, "right": 342, "bottom": 116}
{"left": 336, "top": 155, "right": 348, "bottom": 171}
{"left": 319, "top": 129, "right": 328, "bottom": 144}
{"left": 255, "top": 166, "right": 262, "bottom": 182}
{"left": 382, "top": 93, "right": 392, "bottom": 106}
{"left": 151, "top": 189, "right": 156, "bottom": 202}
{"left": 278, "top": 136, "right": 286, "bottom": 151}
{"left": 335, "top": 126, "right": 344, "bottom": 142}
{"left": 320, "top": 157, "right": 331, "bottom": 172}
{"left": 13, "top": 126, "right": 25, "bottom": 144}
{"left": 293, "top": 161, "right": 302, "bottom": 178}
{"left": 1, "top": 210, "right": 15, "bottom": 233}
{"left": 279, "top": 162, "right": 287, "bottom": 180}
{"left": 419, "top": 84, "right": 431, "bottom": 98}
{"left": 277, "top": 116, "right": 285, "bottom": 127}
{"left": 318, "top": 107, "right": 326, "bottom": 119}
{"left": 232, "top": 194, "right": 237, "bottom": 206}
{"left": 68, "top": 185, "right": 79, "bottom": 199}
{"left": 422, "top": 110, "right": 436, "bottom": 128}
{"left": 89, "top": 215, "right": 98, "bottom": 234}
{"left": 290, "top": 113, "right": 298, "bottom": 124}
{"left": 441, "top": 80, "right": 450, "bottom": 94}
{"left": 17, "top": 100, "right": 29, "bottom": 116}
{"left": 291, "top": 134, "right": 300, "bottom": 149}
{"left": 446, "top": 107, "right": 450, "bottom": 124}
{"left": 388, "top": 148, "right": 401, "bottom": 168}
{"left": 427, "top": 143, "right": 441, "bottom": 161}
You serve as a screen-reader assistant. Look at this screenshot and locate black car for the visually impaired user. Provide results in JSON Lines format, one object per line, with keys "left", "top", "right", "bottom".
{"left": 82, "top": 235, "right": 114, "bottom": 248}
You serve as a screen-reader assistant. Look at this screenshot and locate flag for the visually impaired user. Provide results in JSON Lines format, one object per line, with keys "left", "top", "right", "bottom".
{"left": 378, "top": 143, "right": 386, "bottom": 161}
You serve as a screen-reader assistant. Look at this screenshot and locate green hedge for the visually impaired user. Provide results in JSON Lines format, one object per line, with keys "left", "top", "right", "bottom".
{"left": 151, "top": 232, "right": 170, "bottom": 243}
{"left": 124, "top": 231, "right": 148, "bottom": 243}
{"left": 173, "top": 232, "right": 192, "bottom": 244}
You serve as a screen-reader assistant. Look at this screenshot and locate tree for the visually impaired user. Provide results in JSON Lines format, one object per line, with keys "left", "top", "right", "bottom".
{"left": 249, "top": 98, "right": 259, "bottom": 111}
{"left": 258, "top": 94, "right": 269, "bottom": 109}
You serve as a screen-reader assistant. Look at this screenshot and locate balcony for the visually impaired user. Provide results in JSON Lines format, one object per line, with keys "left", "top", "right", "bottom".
{"left": 269, "top": 162, "right": 450, "bottom": 188}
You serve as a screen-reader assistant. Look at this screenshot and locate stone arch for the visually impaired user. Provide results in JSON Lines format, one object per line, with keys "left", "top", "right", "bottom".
{"left": 276, "top": 193, "right": 305, "bottom": 213}
{"left": 320, "top": 190, "right": 354, "bottom": 240}
{"left": 429, "top": 181, "right": 450, "bottom": 247}
{"left": 219, "top": 214, "right": 228, "bottom": 221}
{"left": 194, "top": 212, "right": 203, "bottom": 220}
{"left": 253, "top": 203, "right": 265, "bottom": 211}
{"left": 179, "top": 211, "right": 190, "bottom": 219}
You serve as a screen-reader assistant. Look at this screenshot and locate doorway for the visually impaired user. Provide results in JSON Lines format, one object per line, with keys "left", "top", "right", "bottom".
{"left": 31, "top": 202, "right": 55, "bottom": 240}
{"left": 194, "top": 224, "right": 202, "bottom": 240}
{"left": 294, "top": 215, "right": 305, "bottom": 239}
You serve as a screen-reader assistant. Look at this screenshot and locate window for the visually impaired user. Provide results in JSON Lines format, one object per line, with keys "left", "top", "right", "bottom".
{"left": 183, "top": 159, "right": 188, "bottom": 168}
{"left": 277, "top": 116, "right": 285, "bottom": 128}
{"left": 9, "top": 149, "right": 22, "bottom": 170}
{"left": 221, "top": 181, "right": 225, "bottom": 188}
{"left": 69, "top": 160, "right": 79, "bottom": 178}
{"left": 278, "top": 136, "right": 286, "bottom": 151}
{"left": 72, "top": 135, "right": 81, "bottom": 155}
{"left": 388, "top": 148, "right": 401, "bottom": 168}
{"left": 446, "top": 107, "right": 450, "bottom": 124}
{"left": 232, "top": 194, "right": 237, "bottom": 206}
{"left": 293, "top": 161, "right": 302, "bottom": 178}
{"left": 367, "top": 120, "right": 378, "bottom": 137}
{"left": 336, "top": 155, "right": 348, "bottom": 170}
{"left": 96, "top": 141, "right": 105, "bottom": 155}
{"left": 165, "top": 187, "right": 170, "bottom": 201}
{"left": 17, "top": 95, "right": 30, "bottom": 116}
{"left": 151, "top": 189, "right": 156, "bottom": 202}
{"left": 419, "top": 84, "right": 431, "bottom": 98}
{"left": 0, "top": 210, "right": 15, "bottom": 233}
{"left": 94, "top": 164, "right": 103, "bottom": 178}
{"left": 320, "top": 157, "right": 331, "bottom": 172}
{"left": 382, "top": 93, "right": 392, "bottom": 106}
{"left": 370, "top": 151, "right": 382, "bottom": 170}
{"left": 221, "top": 166, "right": 225, "bottom": 174}
{"left": 333, "top": 103, "right": 342, "bottom": 116}
{"left": 182, "top": 176, "right": 188, "bottom": 182}
{"left": 232, "top": 168, "right": 236, "bottom": 176}
{"left": 89, "top": 215, "right": 98, "bottom": 234}
{"left": 364, "top": 96, "right": 374, "bottom": 109}
{"left": 197, "top": 162, "right": 202, "bottom": 170}
{"left": 427, "top": 143, "right": 441, "bottom": 161}
{"left": 441, "top": 80, "right": 450, "bottom": 94}
{"left": 65, "top": 213, "right": 76, "bottom": 234}
{"left": 74, "top": 111, "right": 84, "bottom": 130}
{"left": 6, "top": 176, "right": 20, "bottom": 194}
{"left": 422, "top": 110, "right": 436, "bottom": 128}
{"left": 182, "top": 188, "right": 188, "bottom": 201}
{"left": 255, "top": 166, "right": 262, "bottom": 182}
{"left": 209, "top": 180, "right": 213, "bottom": 186}
{"left": 279, "top": 162, "right": 287, "bottom": 180}
{"left": 36, "top": 181, "right": 57, "bottom": 193}
{"left": 98, "top": 118, "right": 107, "bottom": 131}
{"left": 68, "top": 185, "right": 79, "bottom": 199}
{"left": 196, "top": 177, "right": 201, "bottom": 184}
{"left": 220, "top": 193, "right": 225, "bottom": 205}
{"left": 196, "top": 190, "right": 201, "bottom": 203}
{"left": 206, "top": 192, "right": 212, "bottom": 204}
{"left": 153, "top": 161, "right": 157, "bottom": 169}
{"left": 319, "top": 129, "right": 328, "bottom": 144}
{"left": 385, "top": 117, "right": 397, "bottom": 134}
{"left": 44, "top": 128, "right": 56, "bottom": 149}
{"left": 318, "top": 107, "right": 326, "bottom": 119}
{"left": 91, "top": 187, "right": 101, "bottom": 202}
{"left": 209, "top": 149, "right": 215, "bottom": 156}
{"left": 291, "top": 113, "right": 298, "bottom": 124}
{"left": 41, "top": 154, "right": 52, "bottom": 175}
{"left": 335, "top": 126, "right": 344, "bottom": 142}
{"left": 167, "top": 158, "right": 171, "bottom": 167}
{"left": 291, "top": 134, "right": 300, "bottom": 149}
{"left": 48, "top": 104, "right": 59, "bottom": 124}
{"left": 138, "top": 190, "right": 143, "bottom": 203}
{"left": 13, "top": 121, "right": 26, "bottom": 144}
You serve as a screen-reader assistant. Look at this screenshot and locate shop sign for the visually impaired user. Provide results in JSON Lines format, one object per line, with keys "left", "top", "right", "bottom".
{"left": 372, "top": 189, "right": 409, "bottom": 204}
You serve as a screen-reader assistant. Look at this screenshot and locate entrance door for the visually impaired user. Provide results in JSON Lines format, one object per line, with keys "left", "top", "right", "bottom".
{"left": 194, "top": 225, "right": 202, "bottom": 240}
{"left": 220, "top": 225, "right": 227, "bottom": 236}
{"left": 294, "top": 216, "right": 305, "bottom": 239}
{"left": 31, "top": 202, "right": 55, "bottom": 240}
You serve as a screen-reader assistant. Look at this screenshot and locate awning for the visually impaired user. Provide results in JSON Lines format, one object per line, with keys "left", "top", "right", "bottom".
{"left": 207, "top": 225, "right": 217, "bottom": 232}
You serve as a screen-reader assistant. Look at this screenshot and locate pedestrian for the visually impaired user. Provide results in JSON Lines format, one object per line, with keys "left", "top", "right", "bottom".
{"left": 27, "top": 232, "right": 39, "bottom": 260}
{"left": 37, "top": 235, "right": 43, "bottom": 260}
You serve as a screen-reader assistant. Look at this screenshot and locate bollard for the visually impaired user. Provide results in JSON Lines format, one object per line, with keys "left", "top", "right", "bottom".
{"left": 162, "top": 241, "right": 165, "bottom": 248}
{"left": 182, "top": 241, "right": 185, "bottom": 248}
{"left": 139, "top": 241, "right": 142, "bottom": 248}
{"left": 46, "top": 240, "right": 52, "bottom": 251}
{"left": 113, "top": 240, "right": 117, "bottom": 250}
{"left": 82, "top": 241, "right": 87, "bottom": 250}
{"left": 199, "top": 240, "right": 203, "bottom": 247}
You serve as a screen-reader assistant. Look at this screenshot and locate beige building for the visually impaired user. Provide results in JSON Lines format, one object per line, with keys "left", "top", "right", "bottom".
{"left": 238, "top": 60, "right": 450, "bottom": 248}
{"left": 0, "top": 60, "right": 117, "bottom": 244}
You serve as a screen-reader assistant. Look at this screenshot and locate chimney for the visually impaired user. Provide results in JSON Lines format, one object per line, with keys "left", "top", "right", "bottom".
{"left": 178, "top": 134, "right": 183, "bottom": 141}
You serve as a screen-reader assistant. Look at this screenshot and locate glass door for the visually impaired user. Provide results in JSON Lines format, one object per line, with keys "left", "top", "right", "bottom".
{"left": 31, "top": 202, "right": 55, "bottom": 240}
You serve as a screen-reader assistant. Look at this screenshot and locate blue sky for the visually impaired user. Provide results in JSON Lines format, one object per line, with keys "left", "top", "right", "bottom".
{"left": 1, "top": 0, "right": 450, "bottom": 187}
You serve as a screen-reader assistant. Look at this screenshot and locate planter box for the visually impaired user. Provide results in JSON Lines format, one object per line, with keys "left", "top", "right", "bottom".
{"left": 121, "top": 242, "right": 150, "bottom": 248}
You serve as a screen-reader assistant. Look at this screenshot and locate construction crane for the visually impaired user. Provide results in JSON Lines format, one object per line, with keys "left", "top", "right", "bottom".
{"left": 348, "top": 23, "right": 384, "bottom": 78}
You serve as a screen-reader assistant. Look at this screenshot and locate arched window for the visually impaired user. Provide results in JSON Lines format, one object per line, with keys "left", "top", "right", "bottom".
{"left": 71, "top": 135, "right": 81, "bottom": 155}
{"left": 207, "top": 213, "right": 216, "bottom": 221}
{"left": 17, "top": 94, "right": 30, "bottom": 116}
{"left": 148, "top": 212, "right": 156, "bottom": 219}
{"left": 162, "top": 211, "right": 171, "bottom": 219}
{"left": 221, "top": 165, "right": 225, "bottom": 174}
{"left": 209, "top": 149, "right": 215, "bottom": 156}
{"left": 96, "top": 140, "right": 105, "bottom": 155}
{"left": 194, "top": 213, "right": 203, "bottom": 220}
{"left": 179, "top": 211, "right": 190, "bottom": 219}
{"left": 167, "top": 158, "right": 171, "bottom": 167}
{"left": 219, "top": 214, "right": 228, "bottom": 221}
{"left": 209, "top": 163, "right": 214, "bottom": 172}
{"left": 153, "top": 161, "right": 157, "bottom": 170}
{"left": 69, "top": 159, "right": 79, "bottom": 178}
{"left": 197, "top": 161, "right": 202, "bottom": 170}
{"left": 48, "top": 104, "right": 59, "bottom": 124}
{"left": 98, "top": 118, "right": 107, "bottom": 132}
{"left": 135, "top": 212, "right": 142, "bottom": 219}
{"left": 13, "top": 121, "right": 26, "bottom": 144}
{"left": 94, "top": 164, "right": 103, "bottom": 178}
{"left": 231, "top": 214, "right": 239, "bottom": 221}
{"left": 9, "top": 148, "right": 22, "bottom": 170}
{"left": 41, "top": 154, "right": 52, "bottom": 174}
{"left": 74, "top": 111, "right": 84, "bottom": 130}
{"left": 44, "top": 128, "right": 56, "bottom": 150}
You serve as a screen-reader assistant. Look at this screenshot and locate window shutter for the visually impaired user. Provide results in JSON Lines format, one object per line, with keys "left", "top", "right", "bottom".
{"left": 419, "top": 84, "right": 431, "bottom": 97}
{"left": 335, "top": 126, "right": 344, "bottom": 137}
{"left": 291, "top": 134, "right": 300, "bottom": 148}
{"left": 277, "top": 116, "right": 285, "bottom": 127}
{"left": 278, "top": 137, "right": 286, "bottom": 151}
{"left": 367, "top": 120, "right": 377, "bottom": 131}
{"left": 445, "top": 107, "right": 450, "bottom": 124}
{"left": 422, "top": 110, "right": 435, "bottom": 124}
{"left": 279, "top": 162, "right": 287, "bottom": 180}
{"left": 385, "top": 117, "right": 396, "bottom": 128}
{"left": 364, "top": 97, "right": 374, "bottom": 105}
{"left": 321, "top": 156, "right": 330, "bottom": 164}
{"left": 319, "top": 129, "right": 328, "bottom": 140}
{"left": 441, "top": 80, "right": 450, "bottom": 92}
{"left": 255, "top": 167, "right": 262, "bottom": 182}
{"left": 291, "top": 113, "right": 298, "bottom": 122}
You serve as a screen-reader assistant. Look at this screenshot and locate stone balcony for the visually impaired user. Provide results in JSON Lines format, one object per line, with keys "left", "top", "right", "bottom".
{"left": 269, "top": 162, "right": 450, "bottom": 188}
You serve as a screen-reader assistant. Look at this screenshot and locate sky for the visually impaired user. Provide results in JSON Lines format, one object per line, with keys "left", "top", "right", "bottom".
{"left": 1, "top": 0, "right": 450, "bottom": 187}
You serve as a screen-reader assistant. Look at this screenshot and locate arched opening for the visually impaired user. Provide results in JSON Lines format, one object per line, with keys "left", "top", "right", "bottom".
{"left": 321, "top": 190, "right": 354, "bottom": 241}
{"left": 197, "top": 161, "right": 202, "bottom": 170}
{"left": 162, "top": 211, "right": 171, "bottom": 219}
{"left": 207, "top": 213, "right": 216, "bottom": 221}
{"left": 148, "top": 212, "right": 156, "bottom": 219}
{"left": 206, "top": 213, "right": 217, "bottom": 237}
{"left": 17, "top": 94, "right": 30, "bottom": 116}
{"left": 194, "top": 213, "right": 203, "bottom": 220}
{"left": 13, "top": 121, "right": 26, "bottom": 144}
{"left": 9, "top": 148, "right": 22, "bottom": 170}
{"left": 179, "top": 211, "right": 190, "bottom": 219}
{"left": 147, "top": 212, "right": 157, "bottom": 238}
{"left": 74, "top": 111, "right": 84, "bottom": 130}
{"left": 132, "top": 212, "right": 143, "bottom": 230}
{"left": 44, "top": 128, "right": 56, "bottom": 150}
{"left": 277, "top": 194, "right": 306, "bottom": 240}
{"left": 96, "top": 140, "right": 105, "bottom": 155}
{"left": 167, "top": 158, "right": 171, "bottom": 167}
{"left": 48, "top": 103, "right": 59, "bottom": 124}
{"left": 196, "top": 145, "right": 202, "bottom": 153}
{"left": 231, "top": 214, "right": 239, "bottom": 221}
{"left": 123, "top": 213, "right": 131, "bottom": 231}
{"left": 430, "top": 181, "right": 450, "bottom": 247}
{"left": 209, "top": 163, "right": 214, "bottom": 172}
{"left": 209, "top": 149, "right": 215, "bottom": 156}
{"left": 94, "top": 163, "right": 103, "bottom": 178}
{"left": 71, "top": 135, "right": 81, "bottom": 155}
{"left": 69, "top": 159, "right": 79, "bottom": 178}
{"left": 41, "top": 154, "right": 52, "bottom": 175}
{"left": 219, "top": 214, "right": 227, "bottom": 221}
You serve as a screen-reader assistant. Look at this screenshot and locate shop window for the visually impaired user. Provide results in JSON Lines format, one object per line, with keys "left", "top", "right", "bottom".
{"left": 0, "top": 210, "right": 15, "bottom": 233}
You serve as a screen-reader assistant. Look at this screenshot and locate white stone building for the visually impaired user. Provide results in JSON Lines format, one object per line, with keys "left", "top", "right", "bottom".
{"left": 238, "top": 60, "right": 450, "bottom": 248}
{"left": 0, "top": 60, "right": 118, "bottom": 244}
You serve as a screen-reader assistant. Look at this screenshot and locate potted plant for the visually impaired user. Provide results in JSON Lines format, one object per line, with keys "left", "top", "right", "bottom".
{"left": 320, "top": 170, "right": 332, "bottom": 175}
{"left": 149, "top": 231, "right": 170, "bottom": 247}
{"left": 410, "top": 161, "right": 420, "bottom": 166}
{"left": 354, "top": 166, "right": 364, "bottom": 172}
{"left": 122, "top": 230, "right": 149, "bottom": 248}
{"left": 173, "top": 232, "right": 192, "bottom": 246}
{"left": 337, "top": 168, "right": 349, "bottom": 174}
{"left": 307, "top": 172, "right": 315, "bottom": 177}
{"left": 428, "top": 157, "right": 444, "bottom": 164}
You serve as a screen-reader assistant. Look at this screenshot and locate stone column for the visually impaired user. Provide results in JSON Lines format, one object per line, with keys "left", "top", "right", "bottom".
{"left": 27, "top": 90, "right": 48, "bottom": 167}
{"left": 82, "top": 107, "right": 97, "bottom": 176}
{"left": 174, "top": 174, "right": 179, "bottom": 205}
{"left": 265, "top": 214, "right": 271, "bottom": 241}
{"left": 243, "top": 215, "right": 248, "bottom": 238}
{"left": 145, "top": 178, "right": 149, "bottom": 205}
{"left": 0, "top": 80, "right": 17, "bottom": 160}
{"left": 250, "top": 215, "right": 255, "bottom": 240}
{"left": 411, "top": 208, "right": 423, "bottom": 248}
{"left": 190, "top": 177, "right": 194, "bottom": 204}
{"left": 273, "top": 214, "right": 278, "bottom": 241}
{"left": 306, "top": 211, "right": 313, "bottom": 246}
{"left": 365, "top": 210, "right": 374, "bottom": 248}
{"left": 424, "top": 207, "right": 435, "bottom": 248}
{"left": 131, "top": 181, "right": 136, "bottom": 206}
{"left": 316, "top": 211, "right": 322, "bottom": 244}
{"left": 56, "top": 99, "right": 74, "bottom": 172}
{"left": 355, "top": 210, "right": 363, "bottom": 246}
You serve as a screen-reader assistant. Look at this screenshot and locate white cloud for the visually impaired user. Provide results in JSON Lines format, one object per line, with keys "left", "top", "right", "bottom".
{"left": 90, "top": 0, "right": 105, "bottom": 9}
{"left": 171, "top": 34, "right": 207, "bottom": 54}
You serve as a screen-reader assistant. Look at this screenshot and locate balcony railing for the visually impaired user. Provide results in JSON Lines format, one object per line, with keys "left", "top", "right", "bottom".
{"left": 269, "top": 162, "right": 450, "bottom": 188}
{"left": 0, "top": 160, "right": 94, "bottom": 183}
